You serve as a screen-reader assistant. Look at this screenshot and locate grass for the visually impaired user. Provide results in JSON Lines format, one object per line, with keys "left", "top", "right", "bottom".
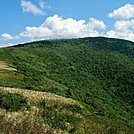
{"left": 0, "top": 61, "right": 16, "bottom": 71}
{"left": 0, "top": 87, "right": 133, "bottom": 134}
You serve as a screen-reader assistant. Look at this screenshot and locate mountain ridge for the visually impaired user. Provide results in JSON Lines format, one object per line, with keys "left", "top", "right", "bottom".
{"left": 0, "top": 37, "right": 134, "bottom": 133}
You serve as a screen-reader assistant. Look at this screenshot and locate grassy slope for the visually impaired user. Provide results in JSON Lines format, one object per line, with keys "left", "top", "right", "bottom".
{"left": 0, "top": 37, "right": 134, "bottom": 133}
{"left": 0, "top": 87, "right": 133, "bottom": 134}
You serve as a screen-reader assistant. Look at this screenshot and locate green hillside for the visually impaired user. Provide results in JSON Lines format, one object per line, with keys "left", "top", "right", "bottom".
{"left": 0, "top": 37, "right": 134, "bottom": 133}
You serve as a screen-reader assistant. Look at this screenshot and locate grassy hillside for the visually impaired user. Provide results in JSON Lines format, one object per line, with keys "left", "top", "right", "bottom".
{"left": 0, "top": 87, "right": 133, "bottom": 134}
{"left": 0, "top": 37, "right": 134, "bottom": 133}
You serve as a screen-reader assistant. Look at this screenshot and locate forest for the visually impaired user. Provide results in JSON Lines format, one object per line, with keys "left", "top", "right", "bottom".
{"left": 0, "top": 37, "right": 133, "bottom": 133}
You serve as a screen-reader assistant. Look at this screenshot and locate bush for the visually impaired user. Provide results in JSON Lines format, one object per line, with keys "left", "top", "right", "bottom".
{"left": 39, "top": 101, "right": 80, "bottom": 131}
{"left": 0, "top": 92, "right": 30, "bottom": 112}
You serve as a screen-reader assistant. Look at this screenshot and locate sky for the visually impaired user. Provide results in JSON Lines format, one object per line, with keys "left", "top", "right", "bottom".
{"left": 0, "top": 0, "right": 134, "bottom": 47}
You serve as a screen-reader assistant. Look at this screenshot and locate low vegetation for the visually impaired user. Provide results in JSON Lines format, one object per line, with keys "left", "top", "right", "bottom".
{"left": 0, "top": 92, "right": 29, "bottom": 112}
{"left": 0, "top": 87, "right": 133, "bottom": 134}
{"left": 0, "top": 37, "right": 133, "bottom": 133}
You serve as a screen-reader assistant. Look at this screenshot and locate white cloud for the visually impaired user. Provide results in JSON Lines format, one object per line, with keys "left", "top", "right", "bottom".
{"left": 106, "top": 19, "right": 134, "bottom": 41}
{"left": 114, "top": 19, "right": 134, "bottom": 32}
{"left": 0, "top": 43, "right": 16, "bottom": 48}
{"left": 88, "top": 18, "right": 106, "bottom": 29}
{"left": 106, "top": 30, "right": 134, "bottom": 41}
{"left": 39, "top": 0, "right": 45, "bottom": 9}
{"left": 107, "top": 4, "right": 134, "bottom": 41}
{"left": 20, "top": 14, "right": 106, "bottom": 39}
{"left": 1, "top": 33, "right": 19, "bottom": 40}
{"left": 108, "top": 4, "right": 134, "bottom": 19}
{"left": 21, "top": 0, "right": 45, "bottom": 15}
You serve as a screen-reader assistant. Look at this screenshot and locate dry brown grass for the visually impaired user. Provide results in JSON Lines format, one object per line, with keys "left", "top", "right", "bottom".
{"left": 0, "top": 87, "right": 73, "bottom": 134}
{"left": 0, "top": 107, "right": 67, "bottom": 134}
{"left": 0, "top": 87, "right": 76, "bottom": 105}
{"left": 0, "top": 87, "right": 133, "bottom": 134}
{"left": 0, "top": 61, "right": 16, "bottom": 71}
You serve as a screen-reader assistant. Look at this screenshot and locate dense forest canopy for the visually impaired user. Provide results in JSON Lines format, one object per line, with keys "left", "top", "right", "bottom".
{"left": 0, "top": 37, "right": 134, "bottom": 133}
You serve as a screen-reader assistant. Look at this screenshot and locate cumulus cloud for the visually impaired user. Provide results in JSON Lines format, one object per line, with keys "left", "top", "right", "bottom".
{"left": 1, "top": 33, "right": 19, "bottom": 40}
{"left": 107, "top": 30, "right": 134, "bottom": 41}
{"left": 88, "top": 18, "right": 106, "bottom": 29}
{"left": 108, "top": 4, "right": 134, "bottom": 19}
{"left": 114, "top": 19, "right": 134, "bottom": 32}
{"left": 20, "top": 14, "right": 106, "bottom": 39}
{"left": 21, "top": 0, "right": 45, "bottom": 15}
{"left": 107, "top": 4, "right": 134, "bottom": 41}
{"left": 106, "top": 19, "right": 134, "bottom": 41}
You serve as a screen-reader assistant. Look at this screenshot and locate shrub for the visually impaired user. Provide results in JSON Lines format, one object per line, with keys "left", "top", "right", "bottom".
{"left": 0, "top": 92, "right": 30, "bottom": 112}
{"left": 39, "top": 101, "right": 80, "bottom": 131}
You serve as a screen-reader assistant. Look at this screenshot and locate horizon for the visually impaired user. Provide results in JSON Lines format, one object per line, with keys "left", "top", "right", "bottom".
{"left": 1, "top": 36, "right": 134, "bottom": 48}
{"left": 0, "top": 0, "right": 134, "bottom": 47}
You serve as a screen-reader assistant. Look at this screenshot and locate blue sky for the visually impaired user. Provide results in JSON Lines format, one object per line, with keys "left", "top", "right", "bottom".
{"left": 0, "top": 0, "right": 134, "bottom": 47}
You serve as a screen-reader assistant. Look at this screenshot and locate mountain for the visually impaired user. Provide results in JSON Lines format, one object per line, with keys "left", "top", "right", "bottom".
{"left": 0, "top": 37, "right": 134, "bottom": 133}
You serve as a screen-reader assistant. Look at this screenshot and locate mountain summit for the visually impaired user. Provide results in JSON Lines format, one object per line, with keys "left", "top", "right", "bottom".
{"left": 0, "top": 37, "right": 134, "bottom": 133}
